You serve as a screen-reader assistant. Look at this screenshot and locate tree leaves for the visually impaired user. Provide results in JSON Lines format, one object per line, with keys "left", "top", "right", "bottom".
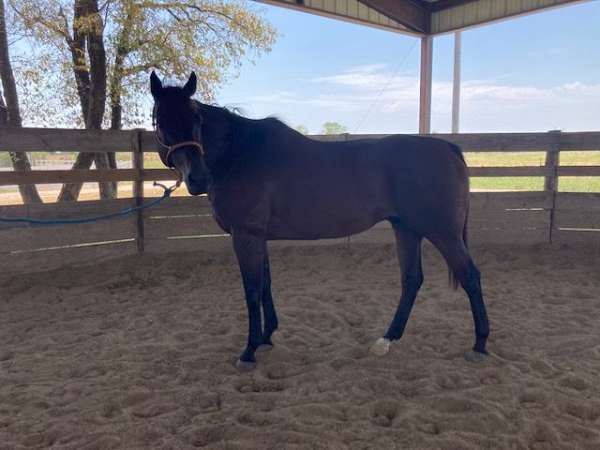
{"left": 9, "top": 0, "right": 277, "bottom": 128}
{"left": 321, "top": 122, "right": 348, "bottom": 135}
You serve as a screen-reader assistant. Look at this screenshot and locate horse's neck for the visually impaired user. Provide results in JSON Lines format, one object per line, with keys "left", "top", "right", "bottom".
{"left": 202, "top": 112, "right": 253, "bottom": 180}
{"left": 202, "top": 109, "right": 234, "bottom": 152}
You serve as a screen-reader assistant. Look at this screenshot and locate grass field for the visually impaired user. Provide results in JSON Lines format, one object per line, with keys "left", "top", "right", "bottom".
{"left": 465, "top": 151, "right": 600, "bottom": 192}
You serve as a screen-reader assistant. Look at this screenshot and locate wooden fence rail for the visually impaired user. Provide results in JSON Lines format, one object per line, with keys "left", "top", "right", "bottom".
{"left": 1, "top": 127, "right": 599, "bottom": 269}
{"left": 2, "top": 128, "right": 600, "bottom": 186}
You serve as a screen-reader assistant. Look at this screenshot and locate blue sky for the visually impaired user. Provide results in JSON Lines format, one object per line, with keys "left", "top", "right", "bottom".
{"left": 217, "top": 0, "right": 600, "bottom": 134}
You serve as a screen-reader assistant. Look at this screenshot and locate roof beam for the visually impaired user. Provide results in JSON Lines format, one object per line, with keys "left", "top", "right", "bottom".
{"left": 426, "top": 0, "right": 479, "bottom": 12}
{"left": 358, "top": 0, "right": 430, "bottom": 34}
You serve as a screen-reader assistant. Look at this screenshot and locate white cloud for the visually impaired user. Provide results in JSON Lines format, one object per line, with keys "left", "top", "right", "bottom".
{"left": 248, "top": 91, "right": 370, "bottom": 112}
{"left": 231, "top": 65, "right": 600, "bottom": 133}
{"left": 308, "top": 65, "right": 600, "bottom": 132}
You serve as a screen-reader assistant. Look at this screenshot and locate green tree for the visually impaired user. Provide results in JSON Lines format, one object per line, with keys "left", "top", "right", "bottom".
{"left": 10, "top": 0, "right": 276, "bottom": 200}
{"left": 320, "top": 121, "right": 347, "bottom": 135}
{"left": 294, "top": 124, "right": 309, "bottom": 135}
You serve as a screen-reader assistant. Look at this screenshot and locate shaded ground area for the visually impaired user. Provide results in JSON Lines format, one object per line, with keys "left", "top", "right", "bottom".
{"left": 1, "top": 243, "right": 599, "bottom": 449}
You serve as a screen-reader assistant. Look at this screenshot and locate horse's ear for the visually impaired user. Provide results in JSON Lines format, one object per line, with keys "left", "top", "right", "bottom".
{"left": 183, "top": 72, "right": 197, "bottom": 97}
{"left": 150, "top": 71, "right": 162, "bottom": 98}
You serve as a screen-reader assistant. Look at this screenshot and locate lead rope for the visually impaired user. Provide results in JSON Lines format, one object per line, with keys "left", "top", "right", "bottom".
{"left": 0, "top": 181, "right": 181, "bottom": 226}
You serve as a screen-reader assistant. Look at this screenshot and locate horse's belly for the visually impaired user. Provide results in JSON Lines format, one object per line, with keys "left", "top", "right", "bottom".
{"left": 266, "top": 209, "right": 380, "bottom": 240}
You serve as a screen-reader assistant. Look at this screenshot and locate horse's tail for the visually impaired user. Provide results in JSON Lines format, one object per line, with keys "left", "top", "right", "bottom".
{"left": 448, "top": 202, "right": 469, "bottom": 290}
{"left": 449, "top": 147, "right": 469, "bottom": 290}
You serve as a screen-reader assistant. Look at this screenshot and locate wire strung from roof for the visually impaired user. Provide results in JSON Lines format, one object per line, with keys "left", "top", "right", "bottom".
{"left": 351, "top": 40, "right": 418, "bottom": 134}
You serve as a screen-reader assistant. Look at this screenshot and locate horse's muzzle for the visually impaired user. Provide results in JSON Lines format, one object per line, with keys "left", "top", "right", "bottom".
{"left": 185, "top": 173, "right": 207, "bottom": 196}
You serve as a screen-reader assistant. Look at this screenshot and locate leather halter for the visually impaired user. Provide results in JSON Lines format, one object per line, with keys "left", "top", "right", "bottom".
{"left": 154, "top": 132, "right": 204, "bottom": 167}
{"left": 153, "top": 131, "right": 204, "bottom": 188}
{"left": 152, "top": 105, "right": 204, "bottom": 188}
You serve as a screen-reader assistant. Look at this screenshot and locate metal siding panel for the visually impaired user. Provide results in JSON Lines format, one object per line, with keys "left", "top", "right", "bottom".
{"left": 437, "top": 9, "right": 453, "bottom": 31}
{"left": 255, "top": 0, "right": 407, "bottom": 33}
{"left": 494, "top": 0, "right": 508, "bottom": 17}
{"left": 368, "top": 8, "right": 378, "bottom": 23}
{"left": 358, "top": 1, "right": 369, "bottom": 20}
{"left": 464, "top": 3, "right": 478, "bottom": 26}
{"left": 440, "top": 9, "right": 453, "bottom": 30}
{"left": 347, "top": 0, "right": 359, "bottom": 19}
{"left": 507, "top": 0, "right": 519, "bottom": 13}
{"left": 431, "top": 10, "right": 439, "bottom": 31}
{"left": 431, "top": 0, "right": 580, "bottom": 34}
{"left": 478, "top": 0, "right": 493, "bottom": 23}
{"left": 389, "top": 18, "right": 402, "bottom": 28}
{"left": 520, "top": 0, "right": 534, "bottom": 9}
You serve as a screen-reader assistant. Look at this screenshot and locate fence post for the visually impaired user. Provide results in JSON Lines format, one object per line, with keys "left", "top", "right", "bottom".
{"left": 545, "top": 130, "right": 561, "bottom": 243}
{"left": 132, "top": 129, "right": 145, "bottom": 253}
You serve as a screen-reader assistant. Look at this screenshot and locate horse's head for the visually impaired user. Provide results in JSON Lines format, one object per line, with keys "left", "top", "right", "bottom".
{"left": 150, "top": 71, "right": 209, "bottom": 196}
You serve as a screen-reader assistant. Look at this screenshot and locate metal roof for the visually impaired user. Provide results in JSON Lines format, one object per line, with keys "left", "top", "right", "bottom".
{"left": 256, "top": 0, "right": 590, "bottom": 35}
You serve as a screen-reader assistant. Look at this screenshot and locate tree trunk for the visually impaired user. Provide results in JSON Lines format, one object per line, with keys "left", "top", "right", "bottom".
{"left": 107, "top": 53, "right": 124, "bottom": 196}
{"left": 57, "top": 152, "right": 95, "bottom": 202}
{"left": 58, "top": 0, "right": 114, "bottom": 202}
{"left": 70, "top": 0, "right": 90, "bottom": 126}
{"left": 107, "top": 7, "right": 135, "bottom": 197}
{"left": 84, "top": 0, "right": 113, "bottom": 199}
{"left": 57, "top": 0, "right": 93, "bottom": 202}
{"left": 0, "top": 0, "right": 42, "bottom": 204}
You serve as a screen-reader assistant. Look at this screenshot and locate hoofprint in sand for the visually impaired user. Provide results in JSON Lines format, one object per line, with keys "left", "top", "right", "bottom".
{"left": 1, "top": 243, "right": 599, "bottom": 449}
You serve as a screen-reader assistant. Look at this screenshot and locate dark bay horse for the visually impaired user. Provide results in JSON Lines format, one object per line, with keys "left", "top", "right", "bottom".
{"left": 150, "top": 71, "right": 490, "bottom": 370}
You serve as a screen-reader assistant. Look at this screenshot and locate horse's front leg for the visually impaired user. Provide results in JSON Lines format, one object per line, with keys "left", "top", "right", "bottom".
{"left": 232, "top": 230, "right": 267, "bottom": 370}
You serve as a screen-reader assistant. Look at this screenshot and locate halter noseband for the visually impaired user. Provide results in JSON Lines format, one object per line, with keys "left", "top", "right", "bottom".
{"left": 152, "top": 132, "right": 203, "bottom": 190}
{"left": 163, "top": 139, "right": 205, "bottom": 165}
{"left": 154, "top": 127, "right": 204, "bottom": 160}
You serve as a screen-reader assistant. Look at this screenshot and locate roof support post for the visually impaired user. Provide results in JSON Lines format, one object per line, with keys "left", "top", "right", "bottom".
{"left": 452, "top": 31, "right": 462, "bottom": 134}
{"left": 419, "top": 35, "right": 433, "bottom": 135}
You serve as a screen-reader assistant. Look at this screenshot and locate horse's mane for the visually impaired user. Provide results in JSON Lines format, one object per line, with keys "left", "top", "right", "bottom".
{"left": 194, "top": 100, "right": 300, "bottom": 138}
{"left": 156, "top": 84, "right": 303, "bottom": 147}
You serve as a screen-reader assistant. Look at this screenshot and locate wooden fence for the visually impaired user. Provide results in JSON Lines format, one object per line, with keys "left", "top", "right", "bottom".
{"left": 1, "top": 128, "right": 599, "bottom": 270}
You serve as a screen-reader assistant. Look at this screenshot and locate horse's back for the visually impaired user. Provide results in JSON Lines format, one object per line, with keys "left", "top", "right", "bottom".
{"left": 260, "top": 134, "right": 469, "bottom": 240}
{"left": 319, "top": 134, "right": 470, "bottom": 238}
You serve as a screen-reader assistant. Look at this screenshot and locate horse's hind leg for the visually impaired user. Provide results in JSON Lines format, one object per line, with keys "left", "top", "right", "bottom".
{"left": 232, "top": 231, "right": 267, "bottom": 370}
{"left": 371, "top": 223, "right": 423, "bottom": 356}
{"left": 257, "top": 254, "right": 278, "bottom": 351}
{"left": 432, "top": 235, "right": 490, "bottom": 360}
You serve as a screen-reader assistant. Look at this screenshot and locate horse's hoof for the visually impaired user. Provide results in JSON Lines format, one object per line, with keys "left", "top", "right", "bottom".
{"left": 370, "top": 338, "right": 391, "bottom": 356}
{"left": 256, "top": 343, "right": 274, "bottom": 353}
{"left": 464, "top": 350, "right": 488, "bottom": 363}
{"left": 235, "top": 359, "right": 257, "bottom": 371}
